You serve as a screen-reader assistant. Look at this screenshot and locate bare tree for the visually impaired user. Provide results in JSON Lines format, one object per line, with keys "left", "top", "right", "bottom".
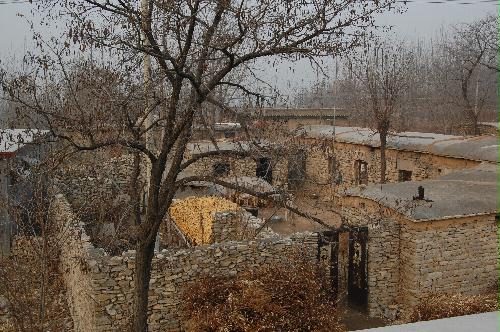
{"left": 442, "top": 14, "right": 499, "bottom": 135}
{"left": 348, "top": 41, "right": 414, "bottom": 183}
{"left": 2, "top": 0, "right": 400, "bottom": 329}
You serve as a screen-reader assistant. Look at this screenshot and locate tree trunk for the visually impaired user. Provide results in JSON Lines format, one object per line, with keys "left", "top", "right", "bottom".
{"left": 379, "top": 130, "right": 387, "bottom": 184}
{"left": 472, "top": 114, "right": 480, "bottom": 136}
{"left": 133, "top": 237, "right": 156, "bottom": 331}
{"left": 130, "top": 151, "right": 142, "bottom": 225}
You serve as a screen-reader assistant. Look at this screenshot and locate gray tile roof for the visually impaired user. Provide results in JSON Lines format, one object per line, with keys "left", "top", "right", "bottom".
{"left": 298, "top": 125, "right": 499, "bottom": 163}
{"left": 344, "top": 163, "right": 499, "bottom": 221}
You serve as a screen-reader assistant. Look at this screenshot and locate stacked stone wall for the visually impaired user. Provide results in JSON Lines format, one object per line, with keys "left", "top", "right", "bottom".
{"left": 340, "top": 195, "right": 499, "bottom": 320}
{"left": 184, "top": 154, "right": 288, "bottom": 188}
{"left": 400, "top": 215, "right": 499, "bottom": 307}
{"left": 50, "top": 191, "right": 318, "bottom": 331}
{"left": 339, "top": 196, "right": 401, "bottom": 318}
{"left": 301, "top": 138, "right": 480, "bottom": 195}
{"left": 54, "top": 151, "right": 142, "bottom": 211}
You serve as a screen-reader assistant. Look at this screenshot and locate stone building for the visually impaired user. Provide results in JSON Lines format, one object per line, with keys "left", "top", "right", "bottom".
{"left": 329, "top": 163, "right": 499, "bottom": 319}
{"left": 296, "top": 125, "right": 499, "bottom": 196}
{"left": 478, "top": 122, "right": 499, "bottom": 136}
{"left": 48, "top": 190, "right": 317, "bottom": 331}
{"left": 255, "top": 107, "right": 349, "bottom": 131}
{"left": 183, "top": 140, "right": 289, "bottom": 188}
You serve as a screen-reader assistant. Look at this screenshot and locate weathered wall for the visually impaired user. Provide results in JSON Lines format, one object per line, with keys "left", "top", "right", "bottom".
{"left": 211, "top": 211, "right": 278, "bottom": 243}
{"left": 399, "top": 215, "right": 499, "bottom": 309}
{"left": 183, "top": 154, "right": 288, "bottom": 188}
{"left": 50, "top": 192, "right": 103, "bottom": 332}
{"left": 51, "top": 191, "right": 318, "bottom": 331}
{"left": 340, "top": 195, "right": 499, "bottom": 320}
{"left": 54, "top": 151, "right": 142, "bottom": 211}
{"left": 340, "top": 196, "right": 402, "bottom": 318}
{"left": 302, "top": 138, "right": 481, "bottom": 193}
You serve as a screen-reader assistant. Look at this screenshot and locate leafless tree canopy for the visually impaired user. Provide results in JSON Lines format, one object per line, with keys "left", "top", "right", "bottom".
{"left": 2, "top": 1, "right": 403, "bottom": 330}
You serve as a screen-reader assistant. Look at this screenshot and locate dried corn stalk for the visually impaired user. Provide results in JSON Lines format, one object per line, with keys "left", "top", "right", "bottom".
{"left": 169, "top": 196, "right": 239, "bottom": 245}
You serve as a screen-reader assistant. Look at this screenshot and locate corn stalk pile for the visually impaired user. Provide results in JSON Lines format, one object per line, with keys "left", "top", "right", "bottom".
{"left": 169, "top": 196, "right": 239, "bottom": 245}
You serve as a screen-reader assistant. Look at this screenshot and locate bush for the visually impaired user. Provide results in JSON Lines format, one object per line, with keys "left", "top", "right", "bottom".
{"left": 410, "top": 289, "right": 499, "bottom": 322}
{"left": 181, "top": 255, "right": 343, "bottom": 332}
{"left": 0, "top": 237, "right": 72, "bottom": 332}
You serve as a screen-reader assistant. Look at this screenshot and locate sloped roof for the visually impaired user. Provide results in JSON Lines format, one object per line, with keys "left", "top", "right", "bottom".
{"left": 298, "top": 125, "right": 499, "bottom": 163}
{"left": 0, "top": 129, "right": 49, "bottom": 153}
{"left": 344, "top": 163, "right": 499, "bottom": 221}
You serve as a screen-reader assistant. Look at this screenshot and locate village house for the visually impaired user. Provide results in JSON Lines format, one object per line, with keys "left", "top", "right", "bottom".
{"left": 332, "top": 163, "right": 499, "bottom": 320}
{"left": 182, "top": 140, "right": 289, "bottom": 189}
{"left": 255, "top": 107, "right": 349, "bottom": 131}
{"left": 295, "top": 125, "right": 499, "bottom": 197}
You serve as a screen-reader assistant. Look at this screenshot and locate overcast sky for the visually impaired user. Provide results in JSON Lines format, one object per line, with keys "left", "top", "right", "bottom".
{"left": 0, "top": 0, "right": 497, "bottom": 100}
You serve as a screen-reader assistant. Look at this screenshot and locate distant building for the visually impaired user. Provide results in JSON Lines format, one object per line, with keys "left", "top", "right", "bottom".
{"left": 255, "top": 107, "right": 349, "bottom": 131}
{"left": 478, "top": 122, "right": 499, "bottom": 136}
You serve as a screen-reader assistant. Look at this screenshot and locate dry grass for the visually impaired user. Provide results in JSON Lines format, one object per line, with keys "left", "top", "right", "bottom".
{"left": 181, "top": 254, "right": 343, "bottom": 332}
{"left": 410, "top": 289, "right": 499, "bottom": 322}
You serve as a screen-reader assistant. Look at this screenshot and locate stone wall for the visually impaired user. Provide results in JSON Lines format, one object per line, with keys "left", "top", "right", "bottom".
{"left": 49, "top": 192, "right": 104, "bottom": 332}
{"left": 50, "top": 191, "right": 318, "bottom": 331}
{"left": 183, "top": 154, "right": 288, "bottom": 189}
{"left": 339, "top": 195, "right": 499, "bottom": 320}
{"left": 301, "top": 138, "right": 481, "bottom": 195}
{"left": 211, "top": 210, "right": 278, "bottom": 243}
{"left": 54, "top": 151, "right": 142, "bottom": 211}
{"left": 399, "top": 215, "right": 499, "bottom": 309}
{"left": 339, "top": 196, "right": 402, "bottom": 318}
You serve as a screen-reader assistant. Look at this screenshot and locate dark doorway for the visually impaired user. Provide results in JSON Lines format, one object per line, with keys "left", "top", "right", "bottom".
{"left": 348, "top": 227, "right": 368, "bottom": 309}
{"left": 318, "top": 230, "right": 340, "bottom": 300}
{"left": 256, "top": 157, "right": 273, "bottom": 184}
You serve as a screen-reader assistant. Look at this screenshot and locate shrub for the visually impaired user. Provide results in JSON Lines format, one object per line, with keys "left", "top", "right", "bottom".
{"left": 181, "top": 255, "right": 343, "bottom": 332}
{"left": 410, "top": 289, "right": 499, "bottom": 322}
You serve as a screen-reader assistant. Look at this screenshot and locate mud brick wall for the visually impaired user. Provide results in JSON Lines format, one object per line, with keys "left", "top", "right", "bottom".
{"left": 50, "top": 191, "right": 317, "bottom": 331}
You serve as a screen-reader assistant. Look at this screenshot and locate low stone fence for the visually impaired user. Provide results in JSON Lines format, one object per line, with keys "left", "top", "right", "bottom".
{"left": 50, "top": 192, "right": 318, "bottom": 331}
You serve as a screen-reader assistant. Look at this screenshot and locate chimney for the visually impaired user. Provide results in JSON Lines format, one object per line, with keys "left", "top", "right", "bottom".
{"left": 418, "top": 186, "right": 424, "bottom": 200}
{"left": 413, "top": 186, "right": 425, "bottom": 200}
